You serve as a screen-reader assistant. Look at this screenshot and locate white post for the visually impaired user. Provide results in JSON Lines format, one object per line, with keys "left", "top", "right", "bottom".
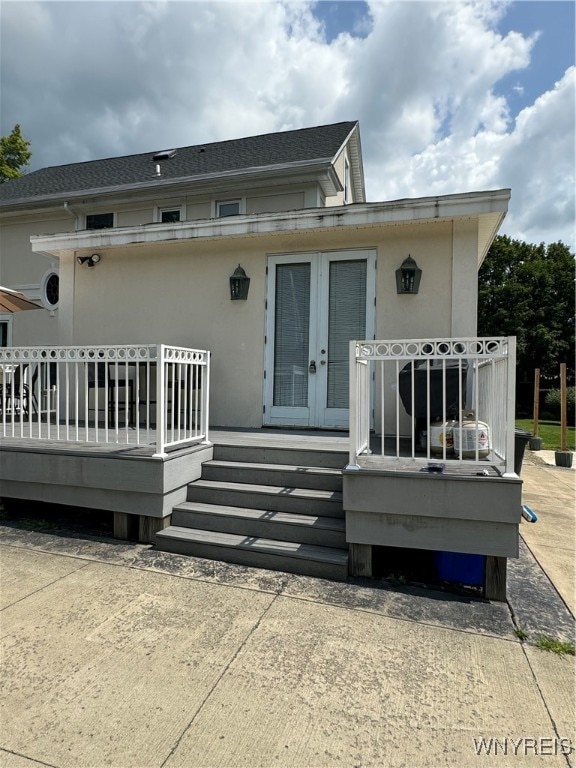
{"left": 154, "top": 345, "right": 166, "bottom": 456}
{"left": 347, "top": 340, "right": 360, "bottom": 469}
{"left": 202, "top": 351, "right": 210, "bottom": 443}
{"left": 505, "top": 336, "right": 517, "bottom": 475}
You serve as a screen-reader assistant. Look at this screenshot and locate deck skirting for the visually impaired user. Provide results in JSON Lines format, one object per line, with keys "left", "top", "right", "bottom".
{"left": 344, "top": 468, "right": 522, "bottom": 559}
{"left": 0, "top": 441, "right": 213, "bottom": 526}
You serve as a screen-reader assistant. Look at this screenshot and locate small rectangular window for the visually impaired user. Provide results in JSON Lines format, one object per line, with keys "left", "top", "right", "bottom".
{"left": 217, "top": 200, "right": 240, "bottom": 218}
{"left": 160, "top": 209, "right": 181, "bottom": 223}
{"left": 86, "top": 213, "right": 114, "bottom": 230}
{"left": 0, "top": 320, "right": 10, "bottom": 347}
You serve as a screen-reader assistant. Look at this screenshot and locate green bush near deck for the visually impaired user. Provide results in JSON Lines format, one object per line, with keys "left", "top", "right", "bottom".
{"left": 544, "top": 387, "right": 575, "bottom": 423}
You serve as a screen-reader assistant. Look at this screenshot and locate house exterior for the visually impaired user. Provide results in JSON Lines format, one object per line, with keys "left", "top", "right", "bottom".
{"left": 1, "top": 121, "right": 509, "bottom": 430}
{"left": 0, "top": 122, "right": 520, "bottom": 597}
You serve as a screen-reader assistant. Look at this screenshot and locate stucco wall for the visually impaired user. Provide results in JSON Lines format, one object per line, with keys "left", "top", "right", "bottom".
{"left": 0, "top": 214, "right": 72, "bottom": 346}
{"left": 0, "top": 214, "right": 71, "bottom": 286}
{"left": 247, "top": 192, "right": 305, "bottom": 215}
{"left": 56, "top": 220, "right": 478, "bottom": 427}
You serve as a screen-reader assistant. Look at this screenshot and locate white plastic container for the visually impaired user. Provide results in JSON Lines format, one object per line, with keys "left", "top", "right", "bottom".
{"left": 453, "top": 417, "right": 491, "bottom": 459}
{"left": 429, "top": 419, "right": 458, "bottom": 456}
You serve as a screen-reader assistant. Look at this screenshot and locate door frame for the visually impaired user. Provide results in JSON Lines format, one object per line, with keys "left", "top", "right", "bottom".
{"left": 263, "top": 248, "right": 376, "bottom": 428}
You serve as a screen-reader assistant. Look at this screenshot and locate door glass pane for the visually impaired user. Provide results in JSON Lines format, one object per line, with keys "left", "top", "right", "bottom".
{"left": 273, "top": 263, "right": 310, "bottom": 407}
{"left": 327, "top": 260, "right": 366, "bottom": 408}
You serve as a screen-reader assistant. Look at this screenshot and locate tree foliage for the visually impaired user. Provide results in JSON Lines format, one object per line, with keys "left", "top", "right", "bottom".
{"left": 478, "top": 235, "right": 575, "bottom": 384}
{"left": 0, "top": 124, "right": 32, "bottom": 182}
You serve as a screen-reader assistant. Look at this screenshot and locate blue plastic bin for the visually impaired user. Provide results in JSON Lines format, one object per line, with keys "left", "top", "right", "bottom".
{"left": 435, "top": 551, "right": 485, "bottom": 585}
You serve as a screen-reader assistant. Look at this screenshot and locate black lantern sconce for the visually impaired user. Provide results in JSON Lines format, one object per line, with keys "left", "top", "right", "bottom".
{"left": 229, "top": 264, "right": 250, "bottom": 300}
{"left": 396, "top": 255, "right": 422, "bottom": 294}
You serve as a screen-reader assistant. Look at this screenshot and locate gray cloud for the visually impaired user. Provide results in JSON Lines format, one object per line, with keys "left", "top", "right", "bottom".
{"left": 0, "top": 0, "right": 573, "bottom": 247}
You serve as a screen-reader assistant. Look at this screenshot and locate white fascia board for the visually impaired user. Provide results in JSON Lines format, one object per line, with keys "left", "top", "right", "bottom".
{"left": 333, "top": 122, "right": 365, "bottom": 202}
{"left": 0, "top": 158, "right": 336, "bottom": 213}
{"left": 31, "top": 189, "right": 510, "bottom": 256}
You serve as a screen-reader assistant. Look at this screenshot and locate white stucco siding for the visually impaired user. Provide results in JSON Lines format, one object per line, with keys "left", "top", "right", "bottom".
{"left": 375, "top": 221, "right": 455, "bottom": 341}
{"left": 60, "top": 221, "right": 472, "bottom": 427}
{"left": 246, "top": 192, "right": 305, "bottom": 215}
{"left": 0, "top": 215, "right": 71, "bottom": 286}
{"left": 185, "top": 200, "right": 212, "bottom": 220}
{"left": 116, "top": 208, "right": 156, "bottom": 227}
{"left": 451, "top": 219, "right": 479, "bottom": 336}
{"left": 25, "top": 191, "right": 510, "bottom": 426}
{"left": 0, "top": 215, "right": 73, "bottom": 346}
{"left": 67, "top": 239, "right": 267, "bottom": 427}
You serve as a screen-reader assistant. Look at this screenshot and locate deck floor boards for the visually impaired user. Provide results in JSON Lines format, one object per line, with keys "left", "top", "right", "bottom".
{"left": 0, "top": 426, "right": 500, "bottom": 476}
{"left": 0, "top": 426, "right": 351, "bottom": 457}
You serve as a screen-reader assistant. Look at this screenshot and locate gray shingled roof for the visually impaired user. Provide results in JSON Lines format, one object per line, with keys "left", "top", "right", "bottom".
{"left": 0, "top": 121, "right": 358, "bottom": 206}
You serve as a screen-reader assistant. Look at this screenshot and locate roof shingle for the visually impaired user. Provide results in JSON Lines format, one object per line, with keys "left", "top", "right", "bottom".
{"left": 0, "top": 121, "right": 358, "bottom": 205}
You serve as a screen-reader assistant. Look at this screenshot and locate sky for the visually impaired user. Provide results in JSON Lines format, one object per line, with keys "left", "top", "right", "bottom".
{"left": 1, "top": 0, "right": 574, "bottom": 248}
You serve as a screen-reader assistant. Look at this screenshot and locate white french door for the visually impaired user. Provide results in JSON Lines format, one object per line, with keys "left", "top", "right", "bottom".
{"left": 264, "top": 249, "right": 375, "bottom": 428}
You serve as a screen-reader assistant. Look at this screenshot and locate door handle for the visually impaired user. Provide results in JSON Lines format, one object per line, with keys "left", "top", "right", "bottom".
{"left": 309, "top": 360, "right": 317, "bottom": 373}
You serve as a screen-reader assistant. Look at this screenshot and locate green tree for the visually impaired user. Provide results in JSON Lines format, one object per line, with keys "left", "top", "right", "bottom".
{"left": 0, "top": 124, "right": 32, "bottom": 182}
{"left": 478, "top": 235, "right": 575, "bottom": 390}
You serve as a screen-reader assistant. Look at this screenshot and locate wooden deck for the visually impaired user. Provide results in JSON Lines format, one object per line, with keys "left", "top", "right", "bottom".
{"left": 0, "top": 427, "right": 349, "bottom": 458}
{"left": 0, "top": 426, "right": 503, "bottom": 476}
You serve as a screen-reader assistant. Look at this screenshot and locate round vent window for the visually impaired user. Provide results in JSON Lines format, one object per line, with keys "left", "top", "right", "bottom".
{"left": 41, "top": 271, "right": 60, "bottom": 309}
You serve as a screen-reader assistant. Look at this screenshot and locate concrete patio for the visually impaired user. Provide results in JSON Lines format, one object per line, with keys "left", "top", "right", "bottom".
{"left": 0, "top": 458, "right": 574, "bottom": 768}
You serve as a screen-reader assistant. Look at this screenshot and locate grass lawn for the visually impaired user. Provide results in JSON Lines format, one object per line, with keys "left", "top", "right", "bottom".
{"left": 516, "top": 419, "right": 575, "bottom": 451}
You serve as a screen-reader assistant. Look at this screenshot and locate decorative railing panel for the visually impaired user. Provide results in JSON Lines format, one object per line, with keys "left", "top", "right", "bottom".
{"left": 0, "top": 344, "right": 210, "bottom": 454}
{"left": 349, "top": 337, "right": 516, "bottom": 474}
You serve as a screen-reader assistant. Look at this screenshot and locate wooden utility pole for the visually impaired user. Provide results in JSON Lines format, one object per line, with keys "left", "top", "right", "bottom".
{"left": 533, "top": 368, "right": 540, "bottom": 436}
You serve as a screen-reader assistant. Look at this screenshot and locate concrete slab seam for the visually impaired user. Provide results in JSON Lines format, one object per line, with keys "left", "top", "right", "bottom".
{"left": 518, "top": 644, "right": 575, "bottom": 768}
{"left": 521, "top": 533, "right": 575, "bottom": 620}
{"left": 0, "top": 539, "right": 288, "bottom": 600}
{"left": 0, "top": 746, "right": 59, "bottom": 767}
{"left": 274, "top": 590, "right": 521, "bottom": 646}
{"left": 0, "top": 558, "right": 92, "bottom": 612}
{"left": 158, "top": 592, "right": 280, "bottom": 768}
{"left": 0, "top": 538, "right": 518, "bottom": 646}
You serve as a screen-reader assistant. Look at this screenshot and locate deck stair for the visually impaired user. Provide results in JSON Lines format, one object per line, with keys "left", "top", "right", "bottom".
{"left": 155, "top": 440, "right": 349, "bottom": 580}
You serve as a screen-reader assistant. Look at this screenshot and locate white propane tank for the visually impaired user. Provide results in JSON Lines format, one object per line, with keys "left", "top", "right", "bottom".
{"left": 429, "top": 419, "right": 458, "bottom": 456}
{"left": 453, "top": 413, "right": 491, "bottom": 459}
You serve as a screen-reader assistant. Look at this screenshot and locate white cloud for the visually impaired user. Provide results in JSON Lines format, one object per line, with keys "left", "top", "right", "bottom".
{"left": 0, "top": 0, "right": 573, "bottom": 247}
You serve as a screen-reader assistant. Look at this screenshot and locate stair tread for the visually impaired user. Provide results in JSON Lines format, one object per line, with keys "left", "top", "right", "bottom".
{"left": 206, "top": 459, "right": 342, "bottom": 476}
{"left": 191, "top": 479, "right": 342, "bottom": 501}
{"left": 174, "top": 501, "right": 345, "bottom": 529}
{"left": 157, "top": 526, "right": 349, "bottom": 563}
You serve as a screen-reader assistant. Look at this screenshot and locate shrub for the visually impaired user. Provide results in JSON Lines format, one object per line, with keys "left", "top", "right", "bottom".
{"left": 544, "top": 387, "right": 575, "bottom": 423}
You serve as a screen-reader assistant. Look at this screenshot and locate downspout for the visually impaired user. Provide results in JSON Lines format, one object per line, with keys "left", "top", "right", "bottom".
{"left": 63, "top": 201, "right": 81, "bottom": 231}
{"left": 63, "top": 202, "right": 80, "bottom": 344}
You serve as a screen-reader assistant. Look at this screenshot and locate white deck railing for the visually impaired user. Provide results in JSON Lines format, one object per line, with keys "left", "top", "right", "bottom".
{"left": 349, "top": 337, "right": 516, "bottom": 475}
{"left": 0, "top": 344, "right": 210, "bottom": 455}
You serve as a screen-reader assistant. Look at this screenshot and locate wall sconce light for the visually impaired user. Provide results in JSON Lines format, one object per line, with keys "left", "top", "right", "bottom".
{"left": 396, "top": 255, "right": 422, "bottom": 294}
{"left": 229, "top": 264, "right": 250, "bottom": 300}
{"left": 77, "top": 254, "right": 101, "bottom": 268}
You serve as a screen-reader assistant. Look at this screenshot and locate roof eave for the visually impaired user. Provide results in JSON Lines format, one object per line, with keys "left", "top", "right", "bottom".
{"left": 31, "top": 189, "right": 511, "bottom": 256}
{"left": 0, "top": 157, "right": 339, "bottom": 212}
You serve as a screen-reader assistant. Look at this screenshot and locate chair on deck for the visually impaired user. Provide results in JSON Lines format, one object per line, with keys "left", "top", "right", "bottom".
{"left": 0, "top": 364, "right": 39, "bottom": 418}
{"left": 87, "top": 361, "right": 136, "bottom": 426}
